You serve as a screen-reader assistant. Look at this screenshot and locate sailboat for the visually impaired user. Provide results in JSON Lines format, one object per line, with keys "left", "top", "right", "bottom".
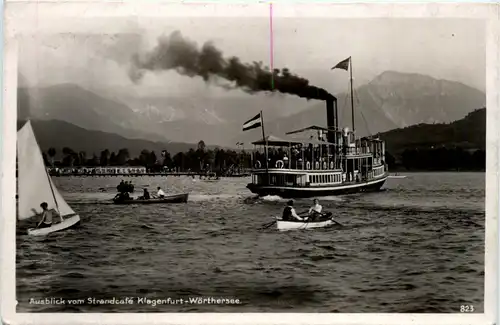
{"left": 17, "top": 121, "right": 81, "bottom": 236}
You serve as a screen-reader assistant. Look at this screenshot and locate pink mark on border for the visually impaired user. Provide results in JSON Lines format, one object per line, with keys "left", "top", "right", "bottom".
{"left": 269, "top": 2, "right": 274, "bottom": 89}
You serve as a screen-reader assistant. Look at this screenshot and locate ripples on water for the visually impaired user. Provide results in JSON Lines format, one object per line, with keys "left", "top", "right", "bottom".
{"left": 16, "top": 173, "right": 485, "bottom": 312}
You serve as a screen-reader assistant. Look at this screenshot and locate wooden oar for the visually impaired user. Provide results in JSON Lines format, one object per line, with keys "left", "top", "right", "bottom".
{"left": 308, "top": 211, "right": 344, "bottom": 227}
{"left": 259, "top": 220, "right": 277, "bottom": 230}
{"left": 329, "top": 217, "right": 344, "bottom": 227}
{"left": 322, "top": 213, "right": 344, "bottom": 226}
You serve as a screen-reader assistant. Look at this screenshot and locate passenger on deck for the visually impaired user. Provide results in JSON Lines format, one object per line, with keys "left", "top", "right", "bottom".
{"left": 282, "top": 200, "right": 304, "bottom": 221}
{"left": 156, "top": 187, "right": 165, "bottom": 198}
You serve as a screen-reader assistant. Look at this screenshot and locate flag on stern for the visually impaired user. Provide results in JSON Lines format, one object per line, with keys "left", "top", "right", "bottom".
{"left": 331, "top": 57, "right": 351, "bottom": 71}
{"left": 242, "top": 112, "right": 262, "bottom": 131}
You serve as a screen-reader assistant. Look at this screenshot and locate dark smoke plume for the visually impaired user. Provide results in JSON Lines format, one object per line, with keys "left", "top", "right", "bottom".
{"left": 129, "top": 31, "right": 334, "bottom": 101}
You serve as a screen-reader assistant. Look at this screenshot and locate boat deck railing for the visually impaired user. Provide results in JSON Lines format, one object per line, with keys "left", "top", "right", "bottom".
{"left": 252, "top": 156, "right": 383, "bottom": 172}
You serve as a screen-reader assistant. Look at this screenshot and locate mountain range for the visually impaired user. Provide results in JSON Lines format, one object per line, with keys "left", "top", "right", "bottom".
{"left": 18, "top": 71, "right": 485, "bottom": 149}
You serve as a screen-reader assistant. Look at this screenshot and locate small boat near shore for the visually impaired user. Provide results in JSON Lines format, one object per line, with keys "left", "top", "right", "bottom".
{"left": 112, "top": 193, "right": 189, "bottom": 205}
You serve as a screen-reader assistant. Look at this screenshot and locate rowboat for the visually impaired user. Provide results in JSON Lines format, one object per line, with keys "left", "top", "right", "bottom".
{"left": 18, "top": 121, "right": 81, "bottom": 236}
{"left": 112, "top": 193, "right": 189, "bottom": 205}
{"left": 275, "top": 212, "right": 335, "bottom": 231}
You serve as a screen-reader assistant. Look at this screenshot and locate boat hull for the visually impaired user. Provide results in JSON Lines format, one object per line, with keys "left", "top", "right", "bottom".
{"left": 276, "top": 218, "right": 334, "bottom": 231}
{"left": 113, "top": 193, "right": 189, "bottom": 205}
{"left": 27, "top": 214, "right": 81, "bottom": 236}
{"left": 247, "top": 176, "right": 387, "bottom": 198}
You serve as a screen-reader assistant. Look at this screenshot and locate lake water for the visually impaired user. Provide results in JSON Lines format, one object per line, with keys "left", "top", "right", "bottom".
{"left": 16, "top": 172, "right": 485, "bottom": 312}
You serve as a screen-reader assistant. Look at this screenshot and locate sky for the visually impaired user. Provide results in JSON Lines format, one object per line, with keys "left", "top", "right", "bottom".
{"left": 16, "top": 16, "right": 486, "bottom": 99}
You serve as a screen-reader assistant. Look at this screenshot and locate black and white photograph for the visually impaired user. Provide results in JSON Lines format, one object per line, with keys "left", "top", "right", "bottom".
{"left": 1, "top": 2, "right": 498, "bottom": 324}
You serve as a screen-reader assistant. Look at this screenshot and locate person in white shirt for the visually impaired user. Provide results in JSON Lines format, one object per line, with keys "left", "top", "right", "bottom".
{"left": 308, "top": 199, "right": 323, "bottom": 221}
{"left": 156, "top": 187, "right": 166, "bottom": 198}
{"left": 282, "top": 200, "right": 304, "bottom": 221}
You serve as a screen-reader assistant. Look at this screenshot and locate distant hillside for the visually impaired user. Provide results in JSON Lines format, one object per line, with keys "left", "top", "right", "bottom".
{"left": 17, "top": 119, "right": 207, "bottom": 158}
{"left": 379, "top": 107, "right": 485, "bottom": 154}
{"left": 18, "top": 84, "right": 170, "bottom": 143}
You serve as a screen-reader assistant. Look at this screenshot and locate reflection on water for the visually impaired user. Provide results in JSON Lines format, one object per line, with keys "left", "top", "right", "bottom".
{"left": 16, "top": 172, "right": 485, "bottom": 312}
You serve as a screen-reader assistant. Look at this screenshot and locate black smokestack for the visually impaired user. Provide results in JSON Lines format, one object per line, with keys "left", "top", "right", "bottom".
{"left": 129, "top": 31, "right": 335, "bottom": 101}
{"left": 326, "top": 97, "right": 337, "bottom": 143}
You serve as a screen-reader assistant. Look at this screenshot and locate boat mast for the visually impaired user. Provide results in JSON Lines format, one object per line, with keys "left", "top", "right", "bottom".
{"left": 261, "top": 110, "right": 270, "bottom": 185}
{"left": 349, "top": 57, "right": 355, "bottom": 133}
{"left": 34, "top": 120, "right": 62, "bottom": 218}
{"left": 45, "top": 169, "right": 60, "bottom": 213}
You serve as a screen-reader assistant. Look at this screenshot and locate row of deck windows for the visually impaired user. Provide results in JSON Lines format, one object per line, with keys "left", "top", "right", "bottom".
{"left": 373, "top": 166, "right": 385, "bottom": 177}
{"left": 309, "top": 174, "right": 342, "bottom": 184}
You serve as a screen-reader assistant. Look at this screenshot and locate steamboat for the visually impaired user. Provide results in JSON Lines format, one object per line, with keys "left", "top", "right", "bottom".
{"left": 245, "top": 57, "right": 388, "bottom": 198}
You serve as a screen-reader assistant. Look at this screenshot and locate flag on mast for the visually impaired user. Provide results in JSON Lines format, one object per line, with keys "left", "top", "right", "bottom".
{"left": 331, "top": 57, "right": 351, "bottom": 71}
{"left": 242, "top": 112, "right": 263, "bottom": 131}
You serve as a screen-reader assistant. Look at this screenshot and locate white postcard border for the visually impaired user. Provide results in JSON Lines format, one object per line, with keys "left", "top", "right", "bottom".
{"left": 1, "top": 2, "right": 498, "bottom": 325}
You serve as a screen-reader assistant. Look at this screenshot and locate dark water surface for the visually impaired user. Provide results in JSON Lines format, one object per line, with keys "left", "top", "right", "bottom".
{"left": 16, "top": 172, "right": 485, "bottom": 312}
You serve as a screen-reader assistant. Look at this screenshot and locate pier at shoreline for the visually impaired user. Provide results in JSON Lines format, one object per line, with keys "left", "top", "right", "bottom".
{"left": 44, "top": 166, "right": 251, "bottom": 178}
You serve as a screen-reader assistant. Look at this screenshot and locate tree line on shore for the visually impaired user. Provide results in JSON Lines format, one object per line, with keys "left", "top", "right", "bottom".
{"left": 386, "top": 147, "right": 485, "bottom": 171}
{"left": 42, "top": 139, "right": 485, "bottom": 172}
{"left": 43, "top": 141, "right": 252, "bottom": 173}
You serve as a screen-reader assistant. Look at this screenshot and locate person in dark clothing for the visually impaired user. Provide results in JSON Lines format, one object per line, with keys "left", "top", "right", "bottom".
{"left": 282, "top": 200, "right": 304, "bottom": 221}
{"left": 142, "top": 188, "right": 150, "bottom": 200}
{"left": 117, "top": 180, "right": 125, "bottom": 193}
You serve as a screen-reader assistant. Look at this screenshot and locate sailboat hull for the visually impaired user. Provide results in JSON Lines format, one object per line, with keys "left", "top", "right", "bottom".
{"left": 247, "top": 176, "right": 387, "bottom": 198}
{"left": 27, "top": 214, "right": 81, "bottom": 236}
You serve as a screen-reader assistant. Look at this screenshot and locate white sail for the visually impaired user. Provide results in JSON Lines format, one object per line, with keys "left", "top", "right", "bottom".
{"left": 17, "top": 121, "right": 75, "bottom": 220}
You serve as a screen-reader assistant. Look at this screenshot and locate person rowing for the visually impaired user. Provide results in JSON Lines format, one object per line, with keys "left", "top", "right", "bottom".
{"left": 282, "top": 200, "right": 305, "bottom": 222}
{"left": 156, "top": 187, "right": 165, "bottom": 198}
{"left": 308, "top": 199, "right": 322, "bottom": 214}
{"left": 140, "top": 188, "right": 151, "bottom": 200}
{"left": 308, "top": 199, "right": 323, "bottom": 221}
